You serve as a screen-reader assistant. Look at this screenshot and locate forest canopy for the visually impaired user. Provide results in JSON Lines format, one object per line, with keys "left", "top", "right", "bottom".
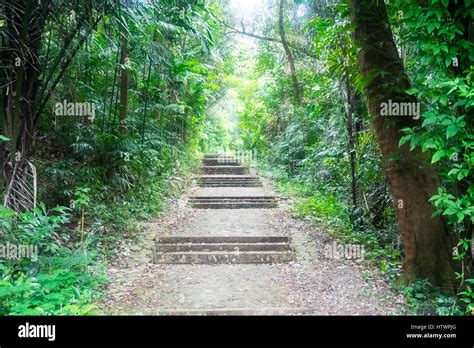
{"left": 0, "top": 0, "right": 473, "bottom": 316}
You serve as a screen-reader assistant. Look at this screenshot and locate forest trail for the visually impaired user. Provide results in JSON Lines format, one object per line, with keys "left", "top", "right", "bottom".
{"left": 102, "top": 155, "right": 403, "bottom": 315}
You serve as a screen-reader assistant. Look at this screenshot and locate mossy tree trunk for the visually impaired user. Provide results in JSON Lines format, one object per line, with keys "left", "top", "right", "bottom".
{"left": 350, "top": 0, "right": 460, "bottom": 291}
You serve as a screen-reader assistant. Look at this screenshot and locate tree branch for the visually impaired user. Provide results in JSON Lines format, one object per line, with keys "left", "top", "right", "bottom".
{"left": 215, "top": 16, "right": 317, "bottom": 59}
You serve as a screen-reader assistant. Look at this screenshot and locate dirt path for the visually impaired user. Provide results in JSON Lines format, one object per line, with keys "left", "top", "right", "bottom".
{"left": 102, "top": 160, "right": 404, "bottom": 315}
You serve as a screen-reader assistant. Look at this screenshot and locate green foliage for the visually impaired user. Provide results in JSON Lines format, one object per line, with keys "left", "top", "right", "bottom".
{"left": 294, "top": 194, "right": 348, "bottom": 228}
{"left": 227, "top": 0, "right": 399, "bottom": 279}
{"left": 32, "top": 0, "right": 228, "bottom": 233}
{"left": 392, "top": 0, "right": 474, "bottom": 314}
{"left": 0, "top": 206, "right": 105, "bottom": 315}
{"left": 396, "top": 280, "right": 462, "bottom": 315}
{"left": 1, "top": 204, "right": 70, "bottom": 254}
{"left": 0, "top": 254, "right": 104, "bottom": 315}
{"left": 395, "top": 0, "right": 474, "bottom": 225}
{"left": 2, "top": 0, "right": 472, "bottom": 317}
{"left": 1, "top": 0, "right": 229, "bottom": 316}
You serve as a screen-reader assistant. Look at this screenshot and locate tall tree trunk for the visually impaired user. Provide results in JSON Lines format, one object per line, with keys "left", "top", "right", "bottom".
{"left": 278, "top": 0, "right": 302, "bottom": 105}
{"left": 119, "top": 31, "right": 129, "bottom": 135}
{"left": 350, "top": 0, "right": 459, "bottom": 290}
{"left": 1, "top": 1, "right": 45, "bottom": 184}
{"left": 346, "top": 76, "right": 357, "bottom": 208}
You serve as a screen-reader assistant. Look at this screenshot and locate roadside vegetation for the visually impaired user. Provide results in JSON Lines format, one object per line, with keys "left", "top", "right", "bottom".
{"left": 0, "top": 0, "right": 472, "bottom": 315}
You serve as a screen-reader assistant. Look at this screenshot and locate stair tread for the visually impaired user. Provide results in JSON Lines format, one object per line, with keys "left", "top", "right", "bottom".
{"left": 156, "top": 243, "right": 292, "bottom": 252}
{"left": 203, "top": 165, "right": 246, "bottom": 168}
{"left": 189, "top": 196, "right": 275, "bottom": 199}
{"left": 155, "top": 250, "right": 292, "bottom": 254}
{"left": 157, "top": 242, "right": 289, "bottom": 245}
{"left": 197, "top": 178, "right": 259, "bottom": 180}
{"left": 190, "top": 200, "right": 275, "bottom": 202}
{"left": 156, "top": 236, "right": 290, "bottom": 243}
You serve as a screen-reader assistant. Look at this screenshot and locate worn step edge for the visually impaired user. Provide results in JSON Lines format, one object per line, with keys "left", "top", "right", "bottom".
{"left": 197, "top": 181, "right": 261, "bottom": 183}
{"left": 189, "top": 199, "right": 276, "bottom": 202}
{"left": 197, "top": 180, "right": 261, "bottom": 182}
{"left": 202, "top": 167, "right": 247, "bottom": 169}
{"left": 202, "top": 158, "right": 242, "bottom": 166}
{"left": 203, "top": 162, "right": 241, "bottom": 166}
{"left": 156, "top": 242, "right": 292, "bottom": 252}
{"left": 189, "top": 199, "right": 276, "bottom": 203}
{"left": 203, "top": 154, "right": 224, "bottom": 158}
{"left": 154, "top": 307, "right": 317, "bottom": 316}
{"left": 202, "top": 169, "right": 248, "bottom": 171}
{"left": 197, "top": 175, "right": 256, "bottom": 178}
{"left": 153, "top": 250, "right": 294, "bottom": 264}
{"left": 202, "top": 171, "right": 249, "bottom": 174}
{"left": 197, "top": 178, "right": 260, "bottom": 181}
{"left": 189, "top": 200, "right": 276, "bottom": 203}
{"left": 197, "top": 180, "right": 261, "bottom": 183}
{"left": 202, "top": 172, "right": 249, "bottom": 174}
{"left": 202, "top": 172, "right": 249, "bottom": 175}
{"left": 189, "top": 196, "right": 275, "bottom": 199}
{"left": 198, "top": 181, "right": 260, "bottom": 183}
{"left": 156, "top": 236, "right": 290, "bottom": 244}
{"left": 203, "top": 154, "right": 230, "bottom": 158}
{"left": 198, "top": 184, "right": 263, "bottom": 187}
{"left": 190, "top": 203, "right": 277, "bottom": 209}
{"left": 197, "top": 183, "right": 262, "bottom": 185}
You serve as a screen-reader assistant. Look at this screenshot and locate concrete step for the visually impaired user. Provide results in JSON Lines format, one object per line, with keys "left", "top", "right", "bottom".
{"left": 156, "top": 236, "right": 291, "bottom": 243}
{"left": 203, "top": 158, "right": 241, "bottom": 166}
{"left": 154, "top": 308, "right": 317, "bottom": 315}
{"left": 198, "top": 183, "right": 262, "bottom": 187}
{"left": 153, "top": 250, "right": 294, "bottom": 264}
{"left": 189, "top": 196, "right": 276, "bottom": 200}
{"left": 203, "top": 154, "right": 222, "bottom": 158}
{"left": 190, "top": 203, "right": 276, "bottom": 209}
{"left": 188, "top": 196, "right": 277, "bottom": 209}
{"left": 202, "top": 166, "right": 249, "bottom": 175}
{"left": 156, "top": 242, "right": 291, "bottom": 252}
{"left": 197, "top": 176, "right": 262, "bottom": 187}
{"left": 197, "top": 181, "right": 261, "bottom": 184}
{"left": 197, "top": 177, "right": 260, "bottom": 181}
{"left": 153, "top": 236, "right": 294, "bottom": 264}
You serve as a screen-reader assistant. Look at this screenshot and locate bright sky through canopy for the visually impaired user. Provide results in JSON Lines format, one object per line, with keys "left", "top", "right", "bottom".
{"left": 229, "top": 0, "right": 266, "bottom": 20}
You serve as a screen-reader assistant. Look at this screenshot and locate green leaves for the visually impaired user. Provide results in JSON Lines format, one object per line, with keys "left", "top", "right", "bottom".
{"left": 446, "top": 123, "right": 461, "bottom": 139}
{"left": 431, "top": 149, "right": 446, "bottom": 163}
{"left": 0, "top": 253, "right": 105, "bottom": 315}
{"left": 397, "top": 3, "right": 474, "bottom": 303}
{"left": 0, "top": 204, "right": 105, "bottom": 316}
{"left": 448, "top": 166, "right": 470, "bottom": 181}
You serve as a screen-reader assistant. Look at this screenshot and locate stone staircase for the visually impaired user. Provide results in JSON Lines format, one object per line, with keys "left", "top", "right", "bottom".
{"left": 197, "top": 154, "right": 262, "bottom": 187}
{"left": 153, "top": 154, "right": 293, "bottom": 265}
{"left": 153, "top": 236, "right": 293, "bottom": 264}
{"left": 189, "top": 196, "right": 277, "bottom": 209}
{"left": 202, "top": 165, "right": 249, "bottom": 175}
{"left": 202, "top": 157, "right": 241, "bottom": 166}
{"left": 197, "top": 176, "right": 262, "bottom": 187}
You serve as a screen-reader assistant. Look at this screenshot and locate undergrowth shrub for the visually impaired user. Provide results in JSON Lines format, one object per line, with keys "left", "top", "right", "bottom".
{"left": 0, "top": 205, "right": 105, "bottom": 315}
